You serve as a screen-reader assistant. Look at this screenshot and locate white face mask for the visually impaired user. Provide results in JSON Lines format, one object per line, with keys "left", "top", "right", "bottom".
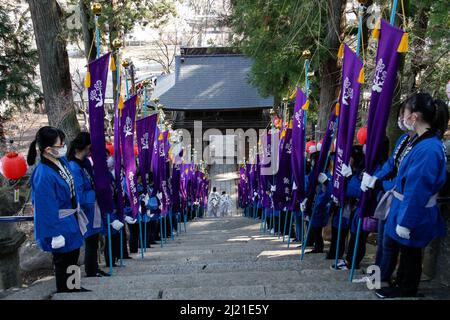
{"left": 50, "top": 145, "right": 67, "bottom": 158}
{"left": 403, "top": 116, "right": 415, "bottom": 131}
{"left": 107, "top": 156, "right": 114, "bottom": 169}
{"left": 397, "top": 117, "right": 408, "bottom": 132}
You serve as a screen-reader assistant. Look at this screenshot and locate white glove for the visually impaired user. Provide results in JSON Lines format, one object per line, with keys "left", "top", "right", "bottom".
{"left": 341, "top": 164, "right": 353, "bottom": 177}
{"left": 292, "top": 181, "right": 298, "bottom": 190}
{"left": 254, "top": 192, "right": 258, "bottom": 197}
{"left": 396, "top": 225, "right": 410, "bottom": 239}
{"left": 111, "top": 219, "right": 124, "bottom": 231}
{"left": 304, "top": 215, "right": 310, "bottom": 222}
{"left": 361, "top": 172, "right": 377, "bottom": 192}
{"left": 143, "top": 193, "right": 150, "bottom": 204}
{"left": 156, "top": 192, "right": 162, "bottom": 200}
{"left": 270, "top": 185, "right": 276, "bottom": 192}
{"left": 51, "top": 235, "right": 65, "bottom": 249}
{"left": 300, "top": 198, "right": 307, "bottom": 212}
{"left": 331, "top": 195, "right": 339, "bottom": 204}
{"left": 318, "top": 172, "right": 328, "bottom": 184}
{"left": 125, "top": 216, "right": 137, "bottom": 224}
{"left": 146, "top": 210, "right": 152, "bottom": 218}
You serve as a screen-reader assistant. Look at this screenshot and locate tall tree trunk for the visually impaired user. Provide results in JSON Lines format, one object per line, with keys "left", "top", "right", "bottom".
{"left": 79, "top": 0, "right": 98, "bottom": 63}
{"left": 27, "top": 0, "right": 80, "bottom": 141}
{"left": 317, "top": 0, "right": 346, "bottom": 134}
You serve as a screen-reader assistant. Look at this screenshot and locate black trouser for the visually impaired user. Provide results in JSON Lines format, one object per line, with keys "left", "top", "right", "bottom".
{"left": 104, "top": 233, "right": 120, "bottom": 267}
{"left": 311, "top": 227, "right": 324, "bottom": 252}
{"left": 121, "top": 227, "right": 130, "bottom": 257}
{"left": 52, "top": 249, "right": 80, "bottom": 293}
{"left": 395, "top": 241, "right": 423, "bottom": 296}
{"left": 84, "top": 233, "right": 100, "bottom": 276}
{"left": 345, "top": 230, "right": 369, "bottom": 269}
{"left": 328, "top": 226, "right": 349, "bottom": 260}
{"left": 128, "top": 223, "right": 140, "bottom": 253}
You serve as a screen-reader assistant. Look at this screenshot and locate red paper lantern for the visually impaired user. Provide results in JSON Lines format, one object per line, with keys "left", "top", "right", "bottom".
{"left": 134, "top": 145, "right": 139, "bottom": 156}
{"left": 106, "top": 142, "right": 114, "bottom": 156}
{"left": 1, "top": 152, "right": 28, "bottom": 180}
{"left": 273, "top": 116, "right": 282, "bottom": 128}
{"left": 357, "top": 127, "right": 367, "bottom": 145}
{"left": 306, "top": 140, "right": 316, "bottom": 154}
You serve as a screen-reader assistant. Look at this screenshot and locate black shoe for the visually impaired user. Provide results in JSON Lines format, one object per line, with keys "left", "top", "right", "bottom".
{"left": 57, "top": 287, "right": 92, "bottom": 293}
{"left": 123, "top": 256, "right": 133, "bottom": 259}
{"left": 149, "top": 241, "right": 157, "bottom": 245}
{"left": 375, "top": 287, "right": 402, "bottom": 299}
{"left": 97, "top": 270, "right": 111, "bottom": 277}
{"left": 307, "top": 249, "right": 324, "bottom": 254}
{"left": 73, "top": 287, "right": 92, "bottom": 293}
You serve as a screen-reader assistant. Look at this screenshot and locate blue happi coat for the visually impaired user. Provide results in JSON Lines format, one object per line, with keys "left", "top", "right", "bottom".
{"left": 69, "top": 159, "right": 103, "bottom": 238}
{"left": 310, "top": 172, "right": 332, "bottom": 228}
{"left": 374, "top": 133, "right": 411, "bottom": 191}
{"left": 385, "top": 134, "right": 447, "bottom": 248}
{"left": 332, "top": 173, "right": 362, "bottom": 229}
{"left": 31, "top": 158, "right": 84, "bottom": 253}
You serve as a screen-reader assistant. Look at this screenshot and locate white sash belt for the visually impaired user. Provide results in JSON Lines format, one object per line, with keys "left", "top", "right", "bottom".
{"left": 59, "top": 204, "right": 88, "bottom": 236}
{"left": 393, "top": 191, "right": 438, "bottom": 208}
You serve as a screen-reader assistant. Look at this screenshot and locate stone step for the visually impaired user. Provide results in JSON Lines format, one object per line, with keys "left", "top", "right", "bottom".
{"left": 102, "top": 258, "right": 340, "bottom": 275}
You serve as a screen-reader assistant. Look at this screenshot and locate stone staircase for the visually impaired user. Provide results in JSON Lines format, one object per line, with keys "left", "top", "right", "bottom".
{"left": 3, "top": 216, "right": 449, "bottom": 300}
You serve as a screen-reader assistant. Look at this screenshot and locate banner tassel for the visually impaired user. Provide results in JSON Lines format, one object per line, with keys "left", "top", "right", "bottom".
{"left": 397, "top": 32, "right": 409, "bottom": 53}
{"left": 110, "top": 55, "right": 116, "bottom": 71}
{"left": 84, "top": 67, "right": 91, "bottom": 88}
{"left": 372, "top": 20, "right": 381, "bottom": 39}
{"left": 337, "top": 42, "right": 344, "bottom": 59}
{"left": 358, "top": 67, "right": 365, "bottom": 84}
{"left": 301, "top": 100, "right": 310, "bottom": 111}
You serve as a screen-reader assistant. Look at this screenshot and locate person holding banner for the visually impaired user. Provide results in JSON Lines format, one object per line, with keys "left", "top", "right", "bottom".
{"left": 327, "top": 146, "right": 364, "bottom": 261}
{"left": 67, "top": 132, "right": 109, "bottom": 277}
{"left": 28, "top": 126, "right": 89, "bottom": 293}
{"left": 368, "top": 93, "right": 449, "bottom": 298}
{"left": 372, "top": 105, "right": 415, "bottom": 284}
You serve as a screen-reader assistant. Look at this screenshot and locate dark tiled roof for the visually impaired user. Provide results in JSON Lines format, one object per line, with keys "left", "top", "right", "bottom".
{"left": 151, "top": 55, "right": 274, "bottom": 110}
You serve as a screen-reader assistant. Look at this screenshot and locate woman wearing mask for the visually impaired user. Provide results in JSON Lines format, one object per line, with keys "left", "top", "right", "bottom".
{"left": 28, "top": 126, "right": 89, "bottom": 293}
{"left": 371, "top": 105, "right": 416, "bottom": 285}
{"left": 68, "top": 132, "right": 109, "bottom": 277}
{"left": 363, "top": 93, "right": 448, "bottom": 298}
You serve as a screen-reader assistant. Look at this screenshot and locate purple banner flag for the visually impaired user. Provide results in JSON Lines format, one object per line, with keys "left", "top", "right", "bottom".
{"left": 171, "top": 164, "right": 181, "bottom": 212}
{"left": 274, "top": 127, "right": 293, "bottom": 210}
{"left": 120, "top": 95, "right": 139, "bottom": 218}
{"left": 332, "top": 44, "right": 363, "bottom": 206}
{"left": 87, "top": 52, "right": 113, "bottom": 215}
{"left": 359, "top": 19, "right": 405, "bottom": 218}
{"left": 136, "top": 113, "right": 157, "bottom": 193}
{"left": 259, "top": 133, "right": 272, "bottom": 209}
{"left": 305, "top": 110, "right": 338, "bottom": 214}
{"left": 291, "top": 88, "right": 308, "bottom": 208}
{"left": 113, "top": 103, "right": 124, "bottom": 220}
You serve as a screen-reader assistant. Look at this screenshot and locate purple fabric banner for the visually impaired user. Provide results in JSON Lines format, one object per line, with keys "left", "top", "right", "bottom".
{"left": 120, "top": 95, "right": 139, "bottom": 218}
{"left": 151, "top": 128, "right": 162, "bottom": 194}
{"left": 274, "top": 127, "right": 293, "bottom": 210}
{"left": 331, "top": 44, "right": 363, "bottom": 206}
{"left": 291, "top": 88, "right": 307, "bottom": 205}
{"left": 305, "top": 110, "right": 338, "bottom": 214}
{"left": 239, "top": 166, "right": 248, "bottom": 208}
{"left": 136, "top": 113, "right": 157, "bottom": 194}
{"left": 158, "top": 131, "right": 170, "bottom": 215}
{"left": 259, "top": 133, "right": 273, "bottom": 209}
{"left": 113, "top": 102, "right": 124, "bottom": 220}
{"left": 359, "top": 19, "right": 405, "bottom": 218}
{"left": 87, "top": 52, "right": 113, "bottom": 215}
